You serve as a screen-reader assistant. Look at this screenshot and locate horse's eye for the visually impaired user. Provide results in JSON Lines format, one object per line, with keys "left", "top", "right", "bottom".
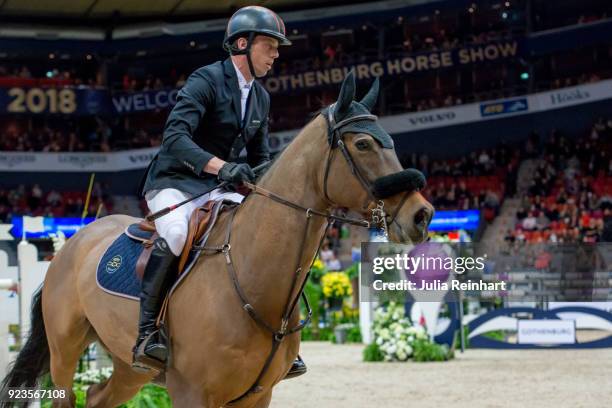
{"left": 355, "top": 140, "right": 370, "bottom": 151}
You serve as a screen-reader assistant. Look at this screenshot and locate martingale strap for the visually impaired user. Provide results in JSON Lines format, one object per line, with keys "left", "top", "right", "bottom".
{"left": 201, "top": 206, "right": 331, "bottom": 405}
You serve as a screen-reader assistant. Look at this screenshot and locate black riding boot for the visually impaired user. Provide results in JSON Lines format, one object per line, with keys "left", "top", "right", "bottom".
{"left": 283, "top": 355, "right": 307, "bottom": 380}
{"left": 132, "top": 238, "right": 177, "bottom": 372}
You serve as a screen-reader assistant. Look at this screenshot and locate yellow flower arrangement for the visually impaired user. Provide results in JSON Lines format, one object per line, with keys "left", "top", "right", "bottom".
{"left": 311, "top": 258, "right": 325, "bottom": 271}
{"left": 321, "top": 272, "right": 353, "bottom": 298}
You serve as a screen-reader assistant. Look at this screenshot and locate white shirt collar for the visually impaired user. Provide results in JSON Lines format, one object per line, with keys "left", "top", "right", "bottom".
{"left": 232, "top": 60, "right": 254, "bottom": 90}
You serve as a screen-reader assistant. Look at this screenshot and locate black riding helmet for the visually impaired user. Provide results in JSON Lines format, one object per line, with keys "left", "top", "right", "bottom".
{"left": 223, "top": 6, "right": 291, "bottom": 78}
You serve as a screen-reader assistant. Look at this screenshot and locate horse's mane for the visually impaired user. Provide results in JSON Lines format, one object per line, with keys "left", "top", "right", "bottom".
{"left": 256, "top": 111, "right": 326, "bottom": 184}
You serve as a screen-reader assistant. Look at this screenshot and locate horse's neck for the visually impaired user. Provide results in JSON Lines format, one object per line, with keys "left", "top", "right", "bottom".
{"left": 231, "top": 117, "right": 331, "bottom": 318}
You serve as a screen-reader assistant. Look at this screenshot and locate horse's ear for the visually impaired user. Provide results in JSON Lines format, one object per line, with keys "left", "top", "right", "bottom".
{"left": 360, "top": 77, "right": 379, "bottom": 111}
{"left": 335, "top": 70, "right": 355, "bottom": 120}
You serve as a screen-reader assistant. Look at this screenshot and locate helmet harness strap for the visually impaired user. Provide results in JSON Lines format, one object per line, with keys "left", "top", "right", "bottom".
{"left": 228, "top": 32, "right": 257, "bottom": 78}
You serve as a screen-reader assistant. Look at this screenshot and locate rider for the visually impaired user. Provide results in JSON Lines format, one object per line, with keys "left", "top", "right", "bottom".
{"left": 133, "top": 6, "right": 307, "bottom": 378}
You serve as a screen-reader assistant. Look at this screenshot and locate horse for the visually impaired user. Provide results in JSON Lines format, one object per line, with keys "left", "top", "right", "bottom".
{"left": 0, "top": 71, "right": 433, "bottom": 407}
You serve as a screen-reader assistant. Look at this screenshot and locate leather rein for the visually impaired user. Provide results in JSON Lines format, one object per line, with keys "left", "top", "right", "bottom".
{"left": 207, "top": 107, "right": 408, "bottom": 404}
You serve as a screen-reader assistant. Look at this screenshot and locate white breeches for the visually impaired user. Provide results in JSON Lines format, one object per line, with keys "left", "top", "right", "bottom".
{"left": 145, "top": 188, "right": 244, "bottom": 256}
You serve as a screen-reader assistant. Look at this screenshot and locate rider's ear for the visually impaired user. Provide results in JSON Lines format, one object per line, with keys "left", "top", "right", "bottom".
{"left": 335, "top": 70, "right": 355, "bottom": 121}
{"left": 359, "top": 77, "right": 379, "bottom": 112}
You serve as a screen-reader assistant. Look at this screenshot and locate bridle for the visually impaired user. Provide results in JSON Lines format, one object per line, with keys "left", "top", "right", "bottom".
{"left": 211, "top": 106, "right": 421, "bottom": 404}
{"left": 322, "top": 103, "right": 416, "bottom": 236}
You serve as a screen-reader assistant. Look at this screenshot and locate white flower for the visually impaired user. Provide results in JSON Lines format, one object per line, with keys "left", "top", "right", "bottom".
{"left": 379, "top": 328, "right": 390, "bottom": 340}
{"left": 396, "top": 350, "right": 408, "bottom": 361}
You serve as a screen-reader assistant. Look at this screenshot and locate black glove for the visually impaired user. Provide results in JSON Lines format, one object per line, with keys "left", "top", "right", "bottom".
{"left": 218, "top": 162, "right": 256, "bottom": 185}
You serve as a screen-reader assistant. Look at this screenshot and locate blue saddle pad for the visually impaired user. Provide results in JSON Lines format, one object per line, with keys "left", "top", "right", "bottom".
{"left": 96, "top": 224, "right": 152, "bottom": 300}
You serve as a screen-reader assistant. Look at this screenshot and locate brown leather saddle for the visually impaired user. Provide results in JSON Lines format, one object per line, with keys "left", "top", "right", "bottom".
{"left": 135, "top": 199, "right": 236, "bottom": 280}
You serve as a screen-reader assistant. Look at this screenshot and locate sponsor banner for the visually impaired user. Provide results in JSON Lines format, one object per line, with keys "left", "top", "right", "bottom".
{"left": 517, "top": 320, "right": 576, "bottom": 344}
{"left": 10, "top": 216, "right": 95, "bottom": 239}
{"left": 263, "top": 40, "right": 523, "bottom": 94}
{"left": 0, "top": 147, "right": 158, "bottom": 172}
{"left": 385, "top": 79, "right": 612, "bottom": 133}
{"left": 480, "top": 98, "right": 528, "bottom": 117}
{"left": 0, "top": 86, "right": 180, "bottom": 116}
{"left": 383, "top": 104, "right": 479, "bottom": 134}
{"left": 111, "top": 89, "right": 179, "bottom": 114}
{"left": 429, "top": 210, "right": 480, "bottom": 231}
{"left": 535, "top": 81, "right": 606, "bottom": 110}
{"left": 0, "top": 86, "right": 109, "bottom": 116}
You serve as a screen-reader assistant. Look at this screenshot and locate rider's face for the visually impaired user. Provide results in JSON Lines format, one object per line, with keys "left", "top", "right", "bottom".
{"left": 238, "top": 35, "right": 279, "bottom": 78}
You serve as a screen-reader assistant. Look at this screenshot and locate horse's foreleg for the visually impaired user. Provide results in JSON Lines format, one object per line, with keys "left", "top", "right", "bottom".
{"left": 85, "top": 355, "right": 154, "bottom": 407}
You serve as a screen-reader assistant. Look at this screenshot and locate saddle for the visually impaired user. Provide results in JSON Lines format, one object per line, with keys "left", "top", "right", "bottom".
{"left": 134, "top": 199, "right": 236, "bottom": 279}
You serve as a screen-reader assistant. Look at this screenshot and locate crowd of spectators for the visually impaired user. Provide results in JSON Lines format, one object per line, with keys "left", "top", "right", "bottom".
{"left": 119, "top": 71, "right": 188, "bottom": 92}
{"left": 0, "top": 119, "right": 162, "bottom": 152}
{"left": 401, "top": 144, "right": 520, "bottom": 221}
{"left": 0, "top": 183, "right": 113, "bottom": 223}
{"left": 0, "top": 64, "right": 101, "bottom": 87}
{"left": 506, "top": 119, "right": 612, "bottom": 244}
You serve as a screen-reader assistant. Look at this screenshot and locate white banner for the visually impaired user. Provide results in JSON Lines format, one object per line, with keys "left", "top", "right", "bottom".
{"left": 0, "top": 224, "right": 12, "bottom": 240}
{"left": 517, "top": 320, "right": 576, "bottom": 344}
{"left": 549, "top": 301, "right": 612, "bottom": 314}
{"left": 386, "top": 79, "right": 612, "bottom": 133}
{"left": 271, "top": 79, "right": 612, "bottom": 151}
{"left": 0, "top": 147, "right": 158, "bottom": 172}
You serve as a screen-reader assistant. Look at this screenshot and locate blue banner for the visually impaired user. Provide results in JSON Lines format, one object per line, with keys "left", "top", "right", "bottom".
{"left": 0, "top": 87, "right": 109, "bottom": 116}
{"left": 0, "top": 86, "right": 183, "bottom": 116}
{"left": 263, "top": 40, "right": 524, "bottom": 94}
{"left": 11, "top": 217, "right": 95, "bottom": 239}
{"left": 480, "top": 98, "right": 529, "bottom": 117}
{"left": 111, "top": 89, "right": 179, "bottom": 114}
{"left": 429, "top": 210, "right": 480, "bottom": 231}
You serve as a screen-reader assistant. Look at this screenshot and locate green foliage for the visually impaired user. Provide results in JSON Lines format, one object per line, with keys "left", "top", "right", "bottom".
{"left": 482, "top": 330, "right": 506, "bottom": 341}
{"left": 346, "top": 325, "right": 362, "bottom": 343}
{"left": 345, "top": 262, "right": 359, "bottom": 280}
{"left": 454, "top": 325, "right": 470, "bottom": 349}
{"left": 318, "top": 326, "right": 335, "bottom": 342}
{"left": 363, "top": 343, "right": 384, "bottom": 362}
{"left": 123, "top": 384, "right": 172, "bottom": 408}
{"left": 302, "top": 279, "right": 323, "bottom": 338}
{"left": 42, "top": 384, "right": 171, "bottom": 408}
{"left": 300, "top": 326, "right": 313, "bottom": 341}
{"left": 412, "top": 340, "right": 451, "bottom": 362}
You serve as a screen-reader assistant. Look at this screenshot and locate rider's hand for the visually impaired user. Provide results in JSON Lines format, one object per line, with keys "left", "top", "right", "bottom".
{"left": 217, "top": 162, "right": 256, "bottom": 185}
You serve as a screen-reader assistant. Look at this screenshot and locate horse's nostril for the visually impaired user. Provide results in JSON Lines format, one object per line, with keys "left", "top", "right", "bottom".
{"left": 414, "top": 207, "right": 430, "bottom": 226}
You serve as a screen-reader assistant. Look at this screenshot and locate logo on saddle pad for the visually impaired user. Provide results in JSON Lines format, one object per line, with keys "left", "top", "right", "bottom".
{"left": 106, "top": 255, "right": 123, "bottom": 274}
